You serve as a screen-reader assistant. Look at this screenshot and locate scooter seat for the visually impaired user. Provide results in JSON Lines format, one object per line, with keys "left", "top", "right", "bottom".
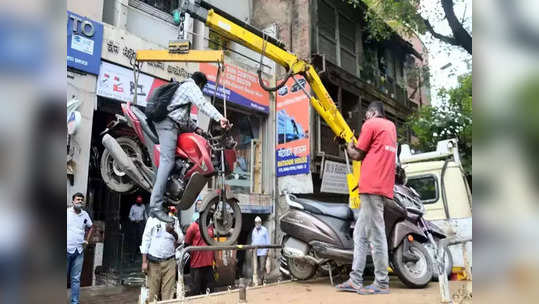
{"left": 294, "top": 198, "right": 353, "bottom": 220}
{"left": 131, "top": 106, "right": 159, "bottom": 144}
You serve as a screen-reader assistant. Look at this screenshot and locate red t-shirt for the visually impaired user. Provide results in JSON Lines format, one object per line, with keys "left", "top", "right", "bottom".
{"left": 356, "top": 117, "right": 397, "bottom": 199}
{"left": 184, "top": 222, "right": 214, "bottom": 268}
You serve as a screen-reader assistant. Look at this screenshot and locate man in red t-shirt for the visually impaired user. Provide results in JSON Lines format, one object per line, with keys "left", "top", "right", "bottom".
{"left": 336, "top": 101, "right": 396, "bottom": 295}
{"left": 184, "top": 213, "right": 215, "bottom": 295}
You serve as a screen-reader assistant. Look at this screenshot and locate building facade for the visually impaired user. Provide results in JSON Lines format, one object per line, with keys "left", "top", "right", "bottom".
{"left": 250, "top": 0, "right": 429, "bottom": 196}
{"left": 66, "top": 0, "right": 430, "bottom": 287}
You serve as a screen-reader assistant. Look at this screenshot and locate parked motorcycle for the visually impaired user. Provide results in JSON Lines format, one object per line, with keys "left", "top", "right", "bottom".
{"left": 99, "top": 102, "right": 242, "bottom": 246}
{"left": 279, "top": 170, "right": 449, "bottom": 288}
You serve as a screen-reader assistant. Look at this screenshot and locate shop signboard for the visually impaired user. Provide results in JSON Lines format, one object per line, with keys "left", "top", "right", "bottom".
{"left": 199, "top": 63, "right": 270, "bottom": 113}
{"left": 101, "top": 24, "right": 198, "bottom": 82}
{"left": 320, "top": 160, "right": 349, "bottom": 194}
{"left": 67, "top": 11, "right": 103, "bottom": 75}
{"left": 275, "top": 76, "right": 310, "bottom": 177}
{"left": 96, "top": 61, "right": 198, "bottom": 119}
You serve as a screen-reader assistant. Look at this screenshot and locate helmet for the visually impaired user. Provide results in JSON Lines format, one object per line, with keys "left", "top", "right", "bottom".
{"left": 255, "top": 216, "right": 262, "bottom": 223}
{"left": 136, "top": 195, "right": 143, "bottom": 203}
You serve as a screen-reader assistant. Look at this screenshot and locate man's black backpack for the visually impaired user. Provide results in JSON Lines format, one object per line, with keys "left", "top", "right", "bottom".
{"left": 145, "top": 81, "right": 183, "bottom": 122}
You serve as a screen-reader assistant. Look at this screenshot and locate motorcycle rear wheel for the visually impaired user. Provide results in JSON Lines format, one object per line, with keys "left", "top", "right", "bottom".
{"left": 200, "top": 196, "right": 242, "bottom": 246}
{"left": 100, "top": 136, "right": 142, "bottom": 193}
{"left": 392, "top": 241, "right": 433, "bottom": 288}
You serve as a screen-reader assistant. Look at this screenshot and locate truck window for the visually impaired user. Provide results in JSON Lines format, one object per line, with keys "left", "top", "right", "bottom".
{"left": 407, "top": 175, "right": 439, "bottom": 204}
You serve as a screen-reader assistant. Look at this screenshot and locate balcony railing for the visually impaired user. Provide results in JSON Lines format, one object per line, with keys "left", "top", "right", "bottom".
{"left": 360, "top": 64, "right": 409, "bottom": 107}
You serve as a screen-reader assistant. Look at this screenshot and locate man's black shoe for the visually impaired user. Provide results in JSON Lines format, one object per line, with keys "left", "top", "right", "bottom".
{"left": 150, "top": 208, "right": 175, "bottom": 223}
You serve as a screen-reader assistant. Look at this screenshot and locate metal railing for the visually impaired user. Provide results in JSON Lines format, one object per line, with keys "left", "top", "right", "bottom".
{"left": 174, "top": 244, "right": 282, "bottom": 301}
{"left": 437, "top": 237, "right": 472, "bottom": 304}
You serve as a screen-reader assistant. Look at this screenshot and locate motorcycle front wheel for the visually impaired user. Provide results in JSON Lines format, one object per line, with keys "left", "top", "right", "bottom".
{"left": 200, "top": 196, "right": 242, "bottom": 246}
{"left": 392, "top": 240, "right": 433, "bottom": 288}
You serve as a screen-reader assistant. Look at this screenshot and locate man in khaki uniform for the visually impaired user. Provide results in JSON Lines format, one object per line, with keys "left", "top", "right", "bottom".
{"left": 140, "top": 207, "right": 182, "bottom": 302}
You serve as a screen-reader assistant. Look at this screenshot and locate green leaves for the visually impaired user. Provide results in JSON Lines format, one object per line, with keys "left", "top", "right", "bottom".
{"left": 351, "top": 0, "right": 425, "bottom": 41}
{"left": 403, "top": 73, "right": 472, "bottom": 174}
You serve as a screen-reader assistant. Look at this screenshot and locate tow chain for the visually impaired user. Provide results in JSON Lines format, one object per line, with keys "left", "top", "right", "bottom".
{"left": 130, "top": 55, "right": 143, "bottom": 105}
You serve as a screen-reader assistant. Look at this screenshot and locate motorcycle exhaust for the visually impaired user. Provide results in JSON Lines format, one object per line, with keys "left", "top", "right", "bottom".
{"left": 102, "top": 134, "right": 153, "bottom": 191}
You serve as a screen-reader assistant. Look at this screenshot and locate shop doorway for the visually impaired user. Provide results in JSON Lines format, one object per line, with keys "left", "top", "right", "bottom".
{"left": 88, "top": 98, "right": 151, "bottom": 284}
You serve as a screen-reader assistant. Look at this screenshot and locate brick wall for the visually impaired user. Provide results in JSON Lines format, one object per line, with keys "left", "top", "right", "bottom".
{"left": 251, "top": 0, "right": 312, "bottom": 64}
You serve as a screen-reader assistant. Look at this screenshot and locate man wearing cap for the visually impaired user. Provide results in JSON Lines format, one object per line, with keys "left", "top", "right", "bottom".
{"left": 251, "top": 216, "right": 269, "bottom": 284}
{"left": 129, "top": 195, "right": 146, "bottom": 262}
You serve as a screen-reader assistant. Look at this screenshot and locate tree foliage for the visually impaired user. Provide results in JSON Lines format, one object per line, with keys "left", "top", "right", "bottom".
{"left": 403, "top": 73, "right": 472, "bottom": 174}
{"left": 345, "top": 0, "right": 472, "bottom": 54}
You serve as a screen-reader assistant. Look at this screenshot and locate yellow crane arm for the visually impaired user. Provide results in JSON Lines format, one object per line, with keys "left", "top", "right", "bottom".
{"left": 181, "top": 1, "right": 356, "bottom": 144}
{"left": 178, "top": 1, "right": 361, "bottom": 207}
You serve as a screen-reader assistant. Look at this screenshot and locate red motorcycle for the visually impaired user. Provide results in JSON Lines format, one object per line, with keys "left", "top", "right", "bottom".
{"left": 100, "top": 102, "right": 242, "bottom": 245}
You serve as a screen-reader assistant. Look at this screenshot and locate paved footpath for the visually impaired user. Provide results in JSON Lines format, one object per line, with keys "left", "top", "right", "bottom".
{"left": 77, "top": 277, "right": 471, "bottom": 304}
{"left": 181, "top": 278, "right": 471, "bottom": 304}
{"left": 77, "top": 285, "right": 140, "bottom": 304}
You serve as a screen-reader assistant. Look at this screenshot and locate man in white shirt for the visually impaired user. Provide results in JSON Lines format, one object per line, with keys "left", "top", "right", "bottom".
{"left": 251, "top": 216, "right": 270, "bottom": 284}
{"left": 149, "top": 72, "right": 230, "bottom": 223}
{"left": 129, "top": 195, "right": 146, "bottom": 262}
{"left": 140, "top": 206, "right": 183, "bottom": 302}
{"left": 67, "top": 192, "right": 94, "bottom": 304}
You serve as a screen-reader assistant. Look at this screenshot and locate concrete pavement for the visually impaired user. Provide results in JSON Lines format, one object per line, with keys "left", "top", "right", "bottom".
{"left": 178, "top": 277, "right": 471, "bottom": 304}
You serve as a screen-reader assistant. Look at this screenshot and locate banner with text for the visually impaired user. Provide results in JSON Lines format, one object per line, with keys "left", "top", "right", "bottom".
{"left": 320, "top": 160, "right": 349, "bottom": 194}
{"left": 199, "top": 63, "right": 270, "bottom": 113}
{"left": 276, "top": 76, "right": 310, "bottom": 177}
{"left": 67, "top": 11, "right": 103, "bottom": 74}
{"left": 96, "top": 61, "right": 198, "bottom": 119}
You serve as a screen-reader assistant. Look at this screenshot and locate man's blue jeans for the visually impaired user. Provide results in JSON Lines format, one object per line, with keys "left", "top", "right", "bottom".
{"left": 67, "top": 250, "right": 84, "bottom": 304}
{"left": 149, "top": 118, "right": 179, "bottom": 211}
{"left": 349, "top": 194, "right": 390, "bottom": 288}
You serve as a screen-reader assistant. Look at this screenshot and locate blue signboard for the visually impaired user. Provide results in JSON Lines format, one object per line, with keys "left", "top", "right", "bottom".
{"left": 67, "top": 11, "right": 103, "bottom": 75}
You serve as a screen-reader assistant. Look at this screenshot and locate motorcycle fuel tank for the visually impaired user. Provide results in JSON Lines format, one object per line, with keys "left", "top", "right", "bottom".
{"left": 153, "top": 132, "right": 215, "bottom": 177}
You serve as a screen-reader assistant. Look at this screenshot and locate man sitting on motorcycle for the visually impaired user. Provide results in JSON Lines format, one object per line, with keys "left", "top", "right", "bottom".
{"left": 336, "top": 101, "right": 397, "bottom": 295}
{"left": 149, "top": 72, "right": 230, "bottom": 223}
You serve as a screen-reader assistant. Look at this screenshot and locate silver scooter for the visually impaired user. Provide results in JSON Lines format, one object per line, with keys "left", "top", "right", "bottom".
{"left": 279, "top": 167, "right": 449, "bottom": 288}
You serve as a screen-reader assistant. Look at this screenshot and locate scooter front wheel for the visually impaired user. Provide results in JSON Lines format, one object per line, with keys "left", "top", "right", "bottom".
{"left": 392, "top": 240, "right": 433, "bottom": 288}
{"left": 200, "top": 196, "right": 242, "bottom": 246}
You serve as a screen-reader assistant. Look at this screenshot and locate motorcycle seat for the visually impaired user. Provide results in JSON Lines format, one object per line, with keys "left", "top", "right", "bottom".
{"left": 131, "top": 106, "right": 159, "bottom": 144}
{"left": 294, "top": 197, "right": 353, "bottom": 220}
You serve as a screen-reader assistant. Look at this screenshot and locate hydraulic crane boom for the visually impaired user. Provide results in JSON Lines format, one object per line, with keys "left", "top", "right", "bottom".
{"left": 135, "top": 0, "right": 361, "bottom": 207}
{"left": 179, "top": 0, "right": 357, "bottom": 145}
{"left": 178, "top": 0, "right": 361, "bottom": 208}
